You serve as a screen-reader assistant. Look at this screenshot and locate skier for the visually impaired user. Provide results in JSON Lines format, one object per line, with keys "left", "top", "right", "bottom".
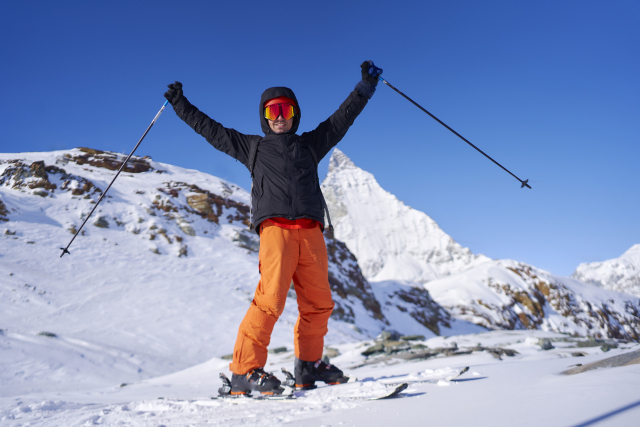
{"left": 164, "top": 61, "right": 382, "bottom": 395}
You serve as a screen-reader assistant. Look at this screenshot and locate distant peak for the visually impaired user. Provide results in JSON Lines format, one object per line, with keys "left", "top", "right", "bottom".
{"left": 328, "top": 148, "right": 357, "bottom": 174}
{"left": 624, "top": 244, "right": 640, "bottom": 255}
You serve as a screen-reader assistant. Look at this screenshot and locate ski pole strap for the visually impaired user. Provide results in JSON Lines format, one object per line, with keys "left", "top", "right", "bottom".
{"left": 378, "top": 76, "right": 531, "bottom": 189}
{"left": 308, "top": 147, "right": 334, "bottom": 235}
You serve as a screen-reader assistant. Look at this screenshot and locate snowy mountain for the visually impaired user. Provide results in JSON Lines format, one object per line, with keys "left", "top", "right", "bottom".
{"left": 321, "top": 148, "right": 490, "bottom": 283}
{"left": 320, "top": 149, "right": 640, "bottom": 342}
{"left": 572, "top": 244, "right": 640, "bottom": 297}
{"left": 425, "top": 259, "right": 640, "bottom": 342}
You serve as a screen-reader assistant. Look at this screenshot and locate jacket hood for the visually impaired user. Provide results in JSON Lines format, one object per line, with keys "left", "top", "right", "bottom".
{"left": 259, "top": 87, "right": 301, "bottom": 135}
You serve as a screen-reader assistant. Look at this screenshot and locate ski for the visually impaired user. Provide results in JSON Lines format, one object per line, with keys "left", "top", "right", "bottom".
{"left": 448, "top": 366, "right": 470, "bottom": 380}
{"left": 280, "top": 367, "right": 408, "bottom": 400}
{"left": 365, "top": 382, "right": 409, "bottom": 400}
{"left": 380, "top": 366, "right": 470, "bottom": 386}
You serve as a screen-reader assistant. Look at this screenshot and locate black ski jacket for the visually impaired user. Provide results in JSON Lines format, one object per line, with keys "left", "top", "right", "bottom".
{"left": 171, "top": 84, "right": 372, "bottom": 233}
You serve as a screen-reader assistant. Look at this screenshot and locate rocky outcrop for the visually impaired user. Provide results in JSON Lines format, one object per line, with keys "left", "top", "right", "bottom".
{"left": 387, "top": 286, "right": 451, "bottom": 336}
{"left": 426, "top": 260, "right": 640, "bottom": 342}
{"left": 562, "top": 349, "right": 640, "bottom": 375}
{"left": 67, "top": 147, "right": 153, "bottom": 174}
{"left": 326, "top": 236, "right": 386, "bottom": 324}
{"left": 160, "top": 181, "right": 250, "bottom": 227}
{"left": 0, "top": 197, "right": 8, "bottom": 222}
{"left": 0, "top": 160, "right": 102, "bottom": 200}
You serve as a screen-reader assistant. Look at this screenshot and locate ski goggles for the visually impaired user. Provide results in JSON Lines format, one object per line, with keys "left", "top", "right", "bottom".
{"left": 264, "top": 103, "right": 297, "bottom": 121}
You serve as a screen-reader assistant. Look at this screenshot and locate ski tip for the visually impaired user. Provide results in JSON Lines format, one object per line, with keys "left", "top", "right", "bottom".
{"left": 368, "top": 382, "right": 409, "bottom": 400}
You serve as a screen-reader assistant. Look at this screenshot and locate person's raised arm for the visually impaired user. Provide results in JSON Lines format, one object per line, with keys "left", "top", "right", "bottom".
{"left": 306, "top": 61, "right": 382, "bottom": 161}
{"left": 165, "top": 82, "right": 260, "bottom": 169}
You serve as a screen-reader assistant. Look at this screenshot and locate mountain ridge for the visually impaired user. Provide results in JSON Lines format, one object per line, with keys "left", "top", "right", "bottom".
{"left": 322, "top": 148, "right": 491, "bottom": 284}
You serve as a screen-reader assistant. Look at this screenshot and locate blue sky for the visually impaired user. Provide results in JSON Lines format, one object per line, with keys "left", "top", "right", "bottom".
{"left": 1, "top": 0, "right": 638, "bottom": 276}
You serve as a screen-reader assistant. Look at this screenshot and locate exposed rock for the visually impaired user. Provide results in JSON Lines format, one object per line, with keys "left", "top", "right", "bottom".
{"left": 431, "top": 260, "right": 640, "bottom": 342}
{"left": 69, "top": 148, "right": 153, "bottom": 174}
{"left": 562, "top": 349, "right": 640, "bottom": 375}
{"left": 268, "top": 346, "right": 287, "bottom": 354}
{"left": 30, "top": 161, "right": 48, "bottom": 178}
{"left": 539, "top": 338, "right": 554, "bottom": 350}
{"left": 37, "top": 331, "right": 57, "bottom": 338}
{"left": 390, "top": 286, "right": 450, "bottom": 336}
{"left": 361, "top": 342, "right": 385, "bottom": 356}
{"left": 576, "top": 337, "right": 608, "bottom": 348}
{"left": 93, "top": 216, "right": 109, "bottom": 228}
{"left": 178, "top": 222, "right": 195, "bottom": 236}
{"left": 177, "top": 244, "right": 188, "bottom": 257}
{"left": 187, "top": 193, "right": 213, "bottom": 214}
{"left": 159, "top": 182, "right": 250, "bottom": 226}
{"left": 0, "top": 160, "right": 58, "bottom": 194}
{"left": 400, "top": 335, "right": 426, "bottom": 341}
{"left": 323, "top": 347, "right": 340, "bottom": 359}
{"left": 358, "top": 340, "right": 517, "bottom": 366}
{"left": 325, "top": 237, "right": 386, "bottom": 326}
{"left": 0, "top": 198, "right": 8, "bottom": 222}
{"left": 377, "top": 330, "right": 401, "bottom": 341}
{"left": 600, "top": 343, "right": 619, "bottom": 352}
{"left": 230, "top": 229, "right": 259, "bottom": 252}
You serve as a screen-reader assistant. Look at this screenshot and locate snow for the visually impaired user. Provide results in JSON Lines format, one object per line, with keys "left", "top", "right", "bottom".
{"left": 2, "top": 331, "right": 639, "bottom": 426}
{"left": 2, "top": 148, "right": 640, "bottom": 426}
{"left": 321, "top": 148, "right": 491, "bottom": 283}
{"left": 573, "top": 244, "right": 640, "bottom": 297}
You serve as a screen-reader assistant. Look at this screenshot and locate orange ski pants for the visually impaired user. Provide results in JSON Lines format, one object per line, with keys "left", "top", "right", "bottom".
{"left": 229, "top": 221, "right": 335, "bottom": 375}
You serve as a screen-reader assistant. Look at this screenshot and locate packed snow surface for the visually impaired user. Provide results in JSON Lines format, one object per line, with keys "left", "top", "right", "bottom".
{"left": 2, "top": 331, "right": 639, "bottom": 426}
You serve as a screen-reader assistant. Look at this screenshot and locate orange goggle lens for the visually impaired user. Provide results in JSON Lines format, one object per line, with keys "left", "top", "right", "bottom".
{"left": 265, "top": 103, "right": 296, "bottom": 121}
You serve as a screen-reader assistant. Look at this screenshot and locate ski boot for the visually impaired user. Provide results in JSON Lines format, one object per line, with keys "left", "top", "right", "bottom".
{"left": 218, "top": 368, "right": 284, "bottom": 397}
{"left": 290, "top": 357, "right": 350, "bottom": 390}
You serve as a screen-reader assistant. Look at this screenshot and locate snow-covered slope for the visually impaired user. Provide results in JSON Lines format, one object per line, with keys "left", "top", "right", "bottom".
{"left": 321, "top": 148, "right": 490, "bottom": 283}
{"left": 425, "top": 259, "right": 640, "bottom": 341}
{"left": 2, "top": 148, "right": 640, "bottom": 426}
{"left": 3, "top": 330, "right": 639, "bottom": 426}
{"left": 572, "top": 244, "right": 640, "bottom": 297}
{"left": 0, "top": 148, "right": 449, "bottom": 394}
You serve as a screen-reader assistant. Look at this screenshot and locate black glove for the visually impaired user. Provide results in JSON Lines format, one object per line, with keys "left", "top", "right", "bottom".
{"left": 360, "top": 61, "right": 383, "bottom": 86}
{"left": 164, "top": 81, "right": 183, "bottom": 105}
{"left": 356, "top": 61, "right": 382, "bottom": 99}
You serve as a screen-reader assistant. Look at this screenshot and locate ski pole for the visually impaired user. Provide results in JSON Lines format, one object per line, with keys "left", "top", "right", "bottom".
{"left": 378, "top": 76, "right": 531, "bottom": 189}
{"left": 60, "top": 100, "right": 170, "bottom": 258}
